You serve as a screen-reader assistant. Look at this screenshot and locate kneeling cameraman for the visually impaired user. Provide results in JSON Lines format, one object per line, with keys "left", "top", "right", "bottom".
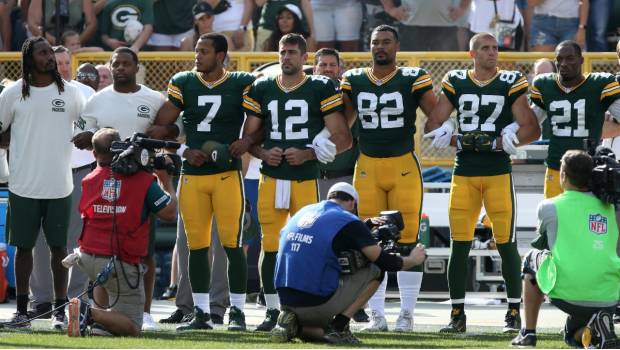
{"left": 67, "top": 128, "right": 177, "bottom": 337}
{"left": 271, "top": 182, "right": 427, "bottom": 344}
{"left": 512, "top": 150, "right": 620, "bottom": 348}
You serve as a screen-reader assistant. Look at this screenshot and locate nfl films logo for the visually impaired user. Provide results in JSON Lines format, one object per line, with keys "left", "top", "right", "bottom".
{"left": 101, "top": 179, "right": 121, "bottom": 202}
{"left": 589, "top": 213, "right": 608, "bottom": 235}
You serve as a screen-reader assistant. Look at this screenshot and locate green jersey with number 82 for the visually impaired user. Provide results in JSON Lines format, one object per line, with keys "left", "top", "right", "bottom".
{"left": 167, "top": 70, "right": 255, "bottom": 175}
{"left": 531, "top": 72, "right": 620, "bottom": 170}
{"left": 442, "top": 69, "right": 528, "bottom": 176}
{"left": 341, "top": 67, "right": 433, "bottom": 157}
{"left": 242, "top": 74, "right": 343, "bottom": 180}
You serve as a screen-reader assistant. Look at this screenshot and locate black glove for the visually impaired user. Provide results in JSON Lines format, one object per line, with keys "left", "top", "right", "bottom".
{"left": 457, "top": 131, "right": 497, "bottom": 152}
{"left": 456, "top": 132, "right": 477, "bottom": 151}
{"left": 213, "top": 0, "right": 231, "bottom": 14}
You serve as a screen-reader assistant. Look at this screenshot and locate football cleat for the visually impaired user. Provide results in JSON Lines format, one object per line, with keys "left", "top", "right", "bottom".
{"left": 361, "top": 311, "right": 388, "bottom": 332}
{"left": 503, "top": 309, "right": 521, "bottom": 333}
{"left": 439, "top": 308, "right": 466, "bottom": 333}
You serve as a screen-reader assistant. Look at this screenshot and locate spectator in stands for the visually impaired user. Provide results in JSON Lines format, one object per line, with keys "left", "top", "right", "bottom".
{"left": 528, "top": 0, "right": 588, "bottom": 51}
{"left": 61, "top": 30, "right": 104, "bottom": 53}
{"left": 586, "top": 0, "right": 611, "bottom": 51}
{"left": 96, "top": 64, "right": 112, "bottom": 90}
{"left": 27, "top": 0, "right": 97, "bottom": 46}
{"left": 99, "top": 0, "right": 154, "bottom": 51}
{"left": 262, "top": 4, "right": 312, "bottom": 51}
{"left": 311, "top": 0, "right": 362, "bottom": 52}
{"left": 469, "top": 0, "right": 524, "bottom": 51}
{"left": 148, "top": 0, "right": 194, "bottom": 50}
{"left": 76, "top": 63, "right": 100, "bottom": 91}
{"left": 255, "top": 0, "right": 315, "bottom": 51}
{"left": 210, "top": 0, "right": 255, "bottom": 51}
{"left": 0, "top": 0, "right": 15, "bottom": 51}
{"left": 180, "top": 2, "right": 222, "bottom": 51}
{"left": 380, "top": 0, "right": 471, "bottom": 51}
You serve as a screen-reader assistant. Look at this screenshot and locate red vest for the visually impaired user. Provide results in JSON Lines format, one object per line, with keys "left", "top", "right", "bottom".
{"left": 79, "top": 166, "right": 155, "bottom": 264}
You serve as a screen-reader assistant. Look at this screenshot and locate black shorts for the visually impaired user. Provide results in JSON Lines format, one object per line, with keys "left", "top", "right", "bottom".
{"left": 550, "top": 299, "right": 616, "bottom": 347}
{"left": 521, "top": 249, "right": 549, "bottom": 284}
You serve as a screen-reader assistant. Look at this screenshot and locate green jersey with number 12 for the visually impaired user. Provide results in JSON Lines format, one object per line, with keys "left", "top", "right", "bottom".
{"left": 242, "top": 74, "right": 343, "bottom": 181}
{"left": 442, "top": 69, "right": 528, "bottom": 176}
{"left": 531, "top": 72, "right": 620, "bottom": 170}
{"left": 341, "top": 67, "right": 433, "bottom": 157}
{"left": 167, "top": 70, "right": 256, "bottom": 175}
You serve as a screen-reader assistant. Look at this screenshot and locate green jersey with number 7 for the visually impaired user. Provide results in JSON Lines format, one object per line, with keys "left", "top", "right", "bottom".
{"left": 167, "top": 70, "right": 256, "bottom": 175}
{"left": 442, "top": 69, "right": 528, "bottom": 176}
{"left": 530, "top": 72, "right": 620, "bottom": 170}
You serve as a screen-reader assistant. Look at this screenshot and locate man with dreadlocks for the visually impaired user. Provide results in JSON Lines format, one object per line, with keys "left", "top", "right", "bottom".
{"left": 0, "top": 37, "right": 85, "bottom": 329}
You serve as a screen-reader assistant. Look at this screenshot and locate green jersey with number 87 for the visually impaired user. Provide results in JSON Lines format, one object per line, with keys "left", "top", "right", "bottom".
{"left": 167, "top": 70, "right": 256, "bottom": 175}
{"left": 242, "top": 74, "right": 343, "bottom": 181}
{"left": 530, "top": 72, "right": 620, "bottom": 170}
{"left": 341, "top": 67, "right": 433, "bottom": 157}
{"left": 442, "top": 69, "right": 529, "bottom": 176}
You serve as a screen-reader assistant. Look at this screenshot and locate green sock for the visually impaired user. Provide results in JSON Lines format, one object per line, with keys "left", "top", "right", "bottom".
{"left": 224, "top": 247, "right": 247, "bottom": 294}
{"left": 260, "top": 251, "right": 278, "bottom": 294}
{"left": 497, "top": 242, "right": 522, "bottom": 302}
{"left": 448, "top": 240, "right": 472, "bottom": 301}
{"left": 189, "top": 247, "right": 210, "bottom": 293}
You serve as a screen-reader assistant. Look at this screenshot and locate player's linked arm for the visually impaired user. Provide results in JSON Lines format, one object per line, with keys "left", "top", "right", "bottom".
{"left": 147, "top": 101, "right": 182, "bottom": 140}
{"left": 424, "top": 93, "right": 454, "bottom": 133}
{"left": 341, "top": 93, "right": 358, "bottom": 129}
{"left": 241, "top": 114, "right": 266, "bottom": 160}
{"left": 323, "top": 111, "right": 352, "bottom": 153}
{"left": 511, "top": 94, "right": 541, "bottom": 146}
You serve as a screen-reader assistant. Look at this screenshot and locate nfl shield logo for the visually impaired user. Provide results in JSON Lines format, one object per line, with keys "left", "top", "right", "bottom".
{"left": 588, "top": 213, "right": 608, "bottom": 235}
{"left": 101, "top": 179, "right": 121, "bottom": 202}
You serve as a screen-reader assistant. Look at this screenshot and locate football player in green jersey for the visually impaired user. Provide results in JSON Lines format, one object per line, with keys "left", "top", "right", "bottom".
{"left": 340, "top": 25, "right": 436, "bottom": 333}
{"left": 240, "top": 33, "right": 351, "bottom": 332}
{"left": 149, "top": 33, "right": 255, "bottom": 332}
{"left": 425, "top": 32, "right": 540, "bottom": 334}
{"left": 530, "top": 40, "right": 620, "bottom": 199}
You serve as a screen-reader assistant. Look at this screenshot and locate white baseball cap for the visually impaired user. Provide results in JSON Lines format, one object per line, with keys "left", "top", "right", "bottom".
{"left": 327, "top": 182, "right": 359, "bottom": 203}
{"left": 283, "top": 4, "right": 303, "bottom": 20}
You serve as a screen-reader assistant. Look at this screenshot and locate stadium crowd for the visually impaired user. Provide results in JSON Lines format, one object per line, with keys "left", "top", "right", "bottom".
{"left": 0, "top": 0, "right": 618, "bottom": 53}
{"left": 0, "top": 0, "right": 617, "bottom": 348}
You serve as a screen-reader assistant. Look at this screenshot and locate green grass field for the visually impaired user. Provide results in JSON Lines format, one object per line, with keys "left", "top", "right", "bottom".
{"left": 0, "top": 326, "right": 570, "bottom": 348}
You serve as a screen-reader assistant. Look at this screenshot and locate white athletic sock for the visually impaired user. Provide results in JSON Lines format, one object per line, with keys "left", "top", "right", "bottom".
{"left": 397, "top": 271, "right": 423, "bottom": 314}
{"left": 367, "top": 273, "right": 388, "bottom": 317}
{"left": 192, "top": 293, "right": 210, "bottom": 314}
{"left": 230, "top": 293, "right": 246, "bottom": 312}
{"left": 264, "top": 293, "right": 280, "bottom": 310}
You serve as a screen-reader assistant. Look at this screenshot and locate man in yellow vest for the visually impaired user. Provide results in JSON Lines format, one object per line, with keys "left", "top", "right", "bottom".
{"left": 512, "top": 150, "right": 620, "bottom": 349}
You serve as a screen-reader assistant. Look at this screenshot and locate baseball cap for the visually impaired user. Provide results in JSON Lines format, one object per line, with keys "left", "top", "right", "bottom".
{"left": 283, "top": 4, "right": 303, "bottom": 20}
{"left": 327, "top": 182, "right": 358, "bottom": 203}
{"left": 193, "top": 2, "right": 214, "bottom": 20}
{"left": 201, "top": 141, "right": 232, "bottom": 170}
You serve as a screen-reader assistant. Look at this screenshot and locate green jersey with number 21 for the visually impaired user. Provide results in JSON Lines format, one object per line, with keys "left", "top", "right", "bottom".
{"left": 531, "top": 72, "right": 620, "bottom": 170}
{"left": 442, "top": 69, "right": 528, "bottom": 176}
{"left": 167, "top": 70, "right": 256, "bottom": 175}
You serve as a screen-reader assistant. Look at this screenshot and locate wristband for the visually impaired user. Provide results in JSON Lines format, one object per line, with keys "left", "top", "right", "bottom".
{"left": 176, "top": 144, "right": 188, "bottom": 158}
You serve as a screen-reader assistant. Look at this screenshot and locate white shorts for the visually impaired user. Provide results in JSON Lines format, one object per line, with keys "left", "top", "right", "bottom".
{"left": 312, "top": 0, "right": 362, "bottom": 42}
{"left": 147, "top": 29, "right": 194, "bottom": 48}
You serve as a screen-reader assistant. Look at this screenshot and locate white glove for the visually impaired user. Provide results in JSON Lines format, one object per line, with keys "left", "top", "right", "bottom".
{"left": 423, "top": 119, "right": 455, "bottom": 148}
{"left": 501, "top": 123, "right": 520, "bottom": 155}
{"left": 309, "top": 127, "right": 336, "bottom": 164}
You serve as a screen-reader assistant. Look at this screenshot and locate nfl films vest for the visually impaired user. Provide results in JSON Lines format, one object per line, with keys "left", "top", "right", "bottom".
{"left": 79, "top": 166, "right": 154, "bottom": 264}
{"left": 537, "top": 190, "right": 620, "bottom": 303}
{"left": 275, "top": 201, "right": 358, "bottom": 297}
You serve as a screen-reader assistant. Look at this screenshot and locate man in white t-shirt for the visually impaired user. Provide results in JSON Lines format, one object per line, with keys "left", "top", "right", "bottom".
{"left": 27, "top": 44, "right": 97, "bottom": 327}
{"left": 213, "top": 0, "right": 254, "bottom": 51}
{"left": 73, "top": 47, "right": 166, "bottom": 332}
{"left": 0, "top": 37, "right": 85, "bottom": 329}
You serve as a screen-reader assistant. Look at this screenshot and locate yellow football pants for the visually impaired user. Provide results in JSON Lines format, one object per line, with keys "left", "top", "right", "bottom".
{"left": 544, "top": 167, "right": 563, "bottom": 199}
{"left": 179, "top": 171, "right": 245, "bottom": 250}
{"left": 258, "top": 175, "right": 319, "bottom": 252}
{"left": 449, "top": 173, "right": 516, "bottom": 244}
{"left": 353, "top": 152, "right": 423, "bottom": 244}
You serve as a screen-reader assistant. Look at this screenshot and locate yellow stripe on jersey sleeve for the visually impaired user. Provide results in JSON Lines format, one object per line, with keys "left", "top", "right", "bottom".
{"left": 508, "top": 79, "right": 529, "bottom": 96}
{"left": 601, "top": 81, "right": 620, "bottom": 100}
{"left": 242, "top": 95, "right": 261, "bottom": 114}
{"left": 340, "top": 80, "right": 352, "bottom": 91}
{"left": 167, "top": 83, "right": 183, "bottom": 103}
{"left": 321, "top": 94, "right": 343, "bottom": 112}
{"left": 411, "top": 74, "right": 433, "bottom": 92}
{"left": 442, "top": 81, "right": 455, "bottom": 95}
